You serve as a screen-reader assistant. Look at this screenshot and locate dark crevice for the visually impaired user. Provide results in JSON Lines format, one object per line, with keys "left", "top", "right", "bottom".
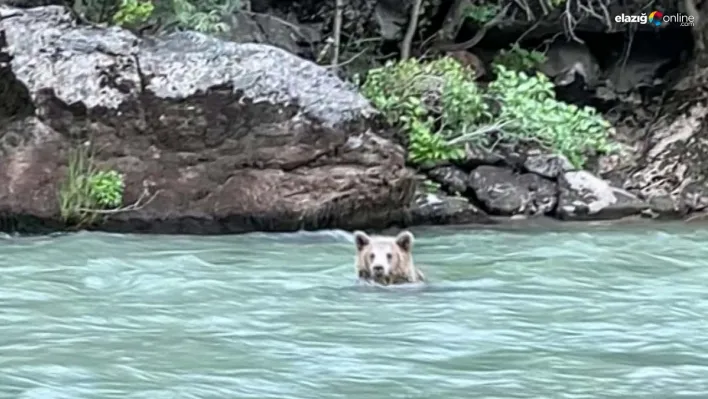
{"left": 133, "top": 54, "right": 148, "bottom": 93}
{"left": 0, "top": 29, "right": 35, "bottom": 122}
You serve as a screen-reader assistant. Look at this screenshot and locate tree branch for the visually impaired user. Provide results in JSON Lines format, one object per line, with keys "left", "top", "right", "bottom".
{"left": 332, "top": 0, "right": 344, "bottom": 66}
{"left": 401, "top": 0, "right": 423, "bottom": 60}
{"left": 432, "top": 3, "right": 511, "bottom": 52}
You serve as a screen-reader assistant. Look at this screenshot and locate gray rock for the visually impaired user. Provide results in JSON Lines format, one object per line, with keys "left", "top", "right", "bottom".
{"left": 468, "top": 166, "right": 557, "bottom": 216}
{"left": 557, "top": 171, "right": 648, "bottom": 220}
{"left": 406, "top": 191, "right": 493, "bottom": 225}
{"left": 0, "top": 5, "right": 416, "bottom": 234}
{"left": 426, "top": 166, "right": 468, "bottom": 194}
{"left": 523, "top": 153, "right": 576, "bottom": 179}
{"left": 137, "top": 30, "right": 375, "bottom": 127}
{"left": 461, "top": 143, "right": 506, "bottom": 168}
{"left": 0, "top": 0, "right": 60, "bottom": 7}
{"left": 222, "top": 12, "right": 322, "bottom": 60}
{"left": 374, "top": 0, "right": 408, "bottom": 40}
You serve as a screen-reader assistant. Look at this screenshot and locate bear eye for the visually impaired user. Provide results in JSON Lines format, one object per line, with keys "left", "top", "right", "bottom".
{"left": 369, "top": 253, "right": 375, "bottom": 261}
{"left": 386, "top": 253, "right": 392, "bottom": 260}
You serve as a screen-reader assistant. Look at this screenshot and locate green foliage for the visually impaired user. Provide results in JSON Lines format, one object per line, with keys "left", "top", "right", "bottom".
{"left": 171, "top": 0, "right": 235, "bottom": 33}
{"left": 89, "top": 170, "right": 124, "bottom": 208}
{"left": 361, "top": 58, "right": 487, "bottom": 164}
{"left": 360, "top": 56, "right": 616, "bottom": 168}
{"left": 463, "top": 4, "right": 501, "bottom": 23}
{"left": 112, "top": 0, "right": 154, "bottom": 27}
{"left": 59, "top": 146, "right": 125, "bottom": 229}
{"left": 422, "top": 179, "right": 442, "bottom": 194}
{"left": 76, "top": 0, "right": 238, "bottom": 34}
{"left": 487, "top": 64, "right": 615, "bottom": 167}
{"left": 493, "top": 44, "right": 547, "bottom": 72}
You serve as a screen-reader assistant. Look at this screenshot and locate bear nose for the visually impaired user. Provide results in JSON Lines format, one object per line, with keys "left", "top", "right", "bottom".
{"left": 372, "top": 265, "right": 384, "bottom": 274}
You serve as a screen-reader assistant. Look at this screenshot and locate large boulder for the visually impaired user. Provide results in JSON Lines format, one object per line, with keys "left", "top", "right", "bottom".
{"left": 0, "top": 5, "right": 416, "bottom": 234}
{"left": 426, "top": 165, "right": 469, "bottom": 195}
{"left": 468, "top": 166, "right": 557, "bottom": 216}
{"left": 557, "top": 171, "right": 648, "bottom": 220}
{"left": 403, "top": 190, "right": 493, "bottom": 226}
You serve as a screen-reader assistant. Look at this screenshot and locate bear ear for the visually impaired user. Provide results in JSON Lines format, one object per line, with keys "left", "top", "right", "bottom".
{"left": 395, "top": 231, "right": 414, "bottom": 252}
{"left": 353, "top": 231, "right": 370, "bottom": 251}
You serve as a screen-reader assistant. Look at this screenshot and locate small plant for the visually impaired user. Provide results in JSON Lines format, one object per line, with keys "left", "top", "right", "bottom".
{"left": 170, "top": 0, "right": 234, "bottom": 33}
{"left": 112, "top": 0, "right": 154, "bottom": 27}
{"left": 422, "top": 179, "right": 442, "bottom": 194}
{"left": 487, "top": 64, "right": 615, "bottom": 167}
{"left": 89, "top": 170, "right": 124, "bottom": 208}
{"left": 493, "top": 44, "right": 547, "bottom": 72}
{"left": 59, "top": 145, "right": 125, "bottom": 229}
{"left": 463, "top": 4, "right": 501, "bottom": 23}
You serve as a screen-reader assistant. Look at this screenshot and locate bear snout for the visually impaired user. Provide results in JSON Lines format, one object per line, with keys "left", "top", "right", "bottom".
{"left": 372, "top": 265, "right": 385, "bottom": 276}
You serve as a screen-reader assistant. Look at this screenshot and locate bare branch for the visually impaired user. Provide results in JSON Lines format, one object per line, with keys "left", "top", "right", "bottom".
{"left": 332, "top": 0, "right": 344, "bottom": 66}
{"left": 401, "top": 0, "right": 424, "bottom": 60}
{"left": 77, "top": 188, "right": 161, "bottom": 215}
{"left": 432, "top": 3, "right": 511, "bottom": 52}
{"left": 324, "top": 48, "right": 368, "bottom": 69}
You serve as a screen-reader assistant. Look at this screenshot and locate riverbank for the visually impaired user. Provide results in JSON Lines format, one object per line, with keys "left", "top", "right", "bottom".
{"left": 1, "top": 4, "right": 708, "bottom": 235}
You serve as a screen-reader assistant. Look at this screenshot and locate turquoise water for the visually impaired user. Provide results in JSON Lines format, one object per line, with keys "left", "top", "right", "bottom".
{"left": 1, "top": 224, "right": 707, "bottom": 398}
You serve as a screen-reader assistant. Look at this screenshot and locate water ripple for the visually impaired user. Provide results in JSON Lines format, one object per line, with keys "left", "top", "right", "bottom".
{"left": 1, "top": 224, "right": 708, "bottom": 398}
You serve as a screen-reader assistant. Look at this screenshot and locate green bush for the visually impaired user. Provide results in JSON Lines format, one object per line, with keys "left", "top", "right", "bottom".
{"left": 360, "top": 58, "right": 488, "bottom": 164}
{"left": 487, "top": 64, "right": 615, "bottom": 167}
{"left": 112, "top": 0, "right": 154, "bottom": 27}
{"left": 359, "top": 55, "right": 615, "bottom": 168}
{"left": 171, "top": 0, "right": 234, "bottom": 34}
{"left": 463, "top": 4, "right": 501, "bottom": 23}
{"left": 493, "top": 44, "right": 547, "bottom": 72}
{"left": 59, "top": 146, "right": 125, "bottom": 228}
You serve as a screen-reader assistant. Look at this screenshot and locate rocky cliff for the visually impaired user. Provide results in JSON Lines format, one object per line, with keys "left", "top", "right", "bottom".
{"left": 233, "top": 0, "right": 708, "bottom": 224}
{"left": 0, "top": 5, "right": 490, "bottom": 234}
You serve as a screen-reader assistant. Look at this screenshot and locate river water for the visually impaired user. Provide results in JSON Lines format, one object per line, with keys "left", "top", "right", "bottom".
{"left": 1, "top": 224, "right": 707, "bottom": 398}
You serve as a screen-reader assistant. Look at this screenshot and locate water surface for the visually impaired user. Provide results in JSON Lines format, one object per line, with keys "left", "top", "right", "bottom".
{"left": 1, "top": 224, "right": 707, "bottom": 398}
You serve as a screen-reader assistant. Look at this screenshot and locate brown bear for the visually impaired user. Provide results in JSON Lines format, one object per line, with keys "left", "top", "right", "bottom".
{"left": 353, "top": 230, "right": 425, "bottom": 285}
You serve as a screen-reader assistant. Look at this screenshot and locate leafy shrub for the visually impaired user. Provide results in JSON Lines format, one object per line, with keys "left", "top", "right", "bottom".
{"left": 463, "top": 4, "right": 501, "bottom": 23}
{"left": 112, "top": 0, "right": 154, "bottom": 27}
{"left": 82, "top": 0, "right": 237, "bottom": 34}
{"left": 59, "top": 146, "right": 125, "bottom": 228}
{"left": 487, "top": 64, "right": 615, "bottom": 167}
{"left": 360, "top": 58, "right": 488, "bottom": 164}
{"left": 171, "top": 0, "right": 235, "bottom": 33}
{"left": 493, "top": 44, "right": 547, "bottom": 72}
{"left": 360, "top": 56, "right": 615, "bottom": 168}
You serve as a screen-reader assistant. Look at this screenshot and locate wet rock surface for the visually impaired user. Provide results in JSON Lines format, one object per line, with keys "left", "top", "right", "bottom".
{"left": 468, "top": 166, "right": 557, "bottom": 216}
{"left": 557, "top": 171, "right": 648, "bottom": 220}
{"left": 404, "top": 190, "right": 494, "bottom": 226}
{"left": 426, "top": 166, "right": 469, "bottom": 195}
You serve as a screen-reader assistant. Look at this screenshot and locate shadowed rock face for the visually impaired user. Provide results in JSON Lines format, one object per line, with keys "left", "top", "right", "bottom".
{"left": 0, "top": 5, "right": 417, "bottom": 234}
{"left": 598, "top": 67, "right": 708, "bottom": 218}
